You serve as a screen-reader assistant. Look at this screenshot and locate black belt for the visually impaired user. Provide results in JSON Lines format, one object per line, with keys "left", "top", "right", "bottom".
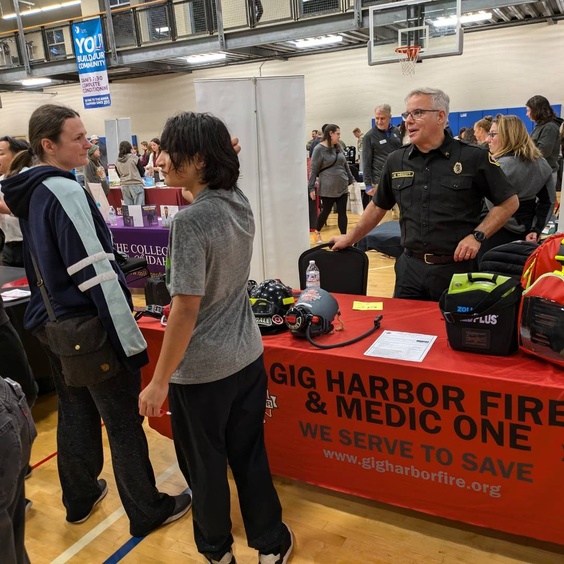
{"left": 405, "top": 249, "right": 455, "bottom": 265}
{"left": 4, "top": 241, "right": 23, "bottom": 247}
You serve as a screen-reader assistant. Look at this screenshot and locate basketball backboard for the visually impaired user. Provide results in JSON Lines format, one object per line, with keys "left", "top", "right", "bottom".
{"left": 368, "top": 0, "right": 462, "bottom": 66}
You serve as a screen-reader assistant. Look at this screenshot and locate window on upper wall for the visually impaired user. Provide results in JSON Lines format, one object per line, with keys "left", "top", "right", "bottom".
{"left": 45, "top": 28, "right": 66, "bottom": 59}
{"left": 109, "top": 0, "right": 131, "bottom": 6}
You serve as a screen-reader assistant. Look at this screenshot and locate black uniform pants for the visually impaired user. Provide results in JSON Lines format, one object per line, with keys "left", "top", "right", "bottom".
{"left": 394, "top": 252, "right": 477, "bottom": 301}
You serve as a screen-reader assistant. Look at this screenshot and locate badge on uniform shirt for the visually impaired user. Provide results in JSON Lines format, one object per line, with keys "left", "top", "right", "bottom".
{"left": 391, "top": 171, "right": 415, "bottom": 179}
{"left": 379, "top": 139, "right": 387, "bottom": 144}
{"left": 453, "top": 162, "right": 463, "bottom": 174}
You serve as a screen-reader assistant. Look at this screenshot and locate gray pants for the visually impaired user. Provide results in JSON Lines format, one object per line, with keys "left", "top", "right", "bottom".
{"left": 0, "top": 378, "right": 37, "bottom": 564}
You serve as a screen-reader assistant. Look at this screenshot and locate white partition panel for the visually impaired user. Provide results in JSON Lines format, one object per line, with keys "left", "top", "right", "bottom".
{"left": 195, "top": 76, "right": 309, "bottom": 288}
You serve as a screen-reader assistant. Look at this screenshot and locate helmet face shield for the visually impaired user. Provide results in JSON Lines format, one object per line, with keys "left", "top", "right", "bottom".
{"left": 249, "top": 279, "right": 294, "bottom": 333}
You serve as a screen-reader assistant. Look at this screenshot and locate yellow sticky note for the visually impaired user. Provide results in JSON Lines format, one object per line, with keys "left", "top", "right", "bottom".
{"left": 353, "top": 301, "right": 383, "bottom": 311}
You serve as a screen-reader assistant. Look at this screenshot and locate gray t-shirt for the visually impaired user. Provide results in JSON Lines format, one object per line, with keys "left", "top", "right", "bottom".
{"left": 167, "top": 186, "right": 263, "bottom": 385}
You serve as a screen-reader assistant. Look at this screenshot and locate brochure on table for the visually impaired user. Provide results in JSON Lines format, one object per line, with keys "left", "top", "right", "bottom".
{"left": 122, "top": 204, "right": 158, "bottom": 227}
{"left": 160, "top": 205, "right": 187, "bottom": 228}
{"left": 88, "top": 182, "right": 111, "bottom": 223}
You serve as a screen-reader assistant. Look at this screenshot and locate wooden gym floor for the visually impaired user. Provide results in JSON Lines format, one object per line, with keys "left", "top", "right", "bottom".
{"left": 25, "top": 211, "right": 564, "bottom": 563}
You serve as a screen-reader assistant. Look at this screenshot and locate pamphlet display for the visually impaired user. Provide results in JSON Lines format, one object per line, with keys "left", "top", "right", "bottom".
{"left": 121, "top": 204, "right": 158, "bottom": 227}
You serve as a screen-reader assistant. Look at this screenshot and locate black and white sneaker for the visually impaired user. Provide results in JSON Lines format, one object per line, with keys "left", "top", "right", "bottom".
{"left": 207, "top": 550, "right": 236, "bottom": 564}
{"left": 67, "top": 479, "right": 108, "bottom": 524}
{"left": 161, "top": 488, "right": 192, "bottom": 526}
{"left": 259, "top": 523, "right": 293, "bottom": 564}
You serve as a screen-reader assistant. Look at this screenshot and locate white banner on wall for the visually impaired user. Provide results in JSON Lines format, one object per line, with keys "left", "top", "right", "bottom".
{"left": 72, "top": 18, "right": 111, "bottom": 109}
{"left": 194, "top": 76, "right": 309, "bottom": 288}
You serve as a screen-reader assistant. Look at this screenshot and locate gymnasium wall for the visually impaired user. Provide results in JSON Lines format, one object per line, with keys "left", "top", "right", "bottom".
{"left": 1, "top": 22, "right": 562, "bottom": 147}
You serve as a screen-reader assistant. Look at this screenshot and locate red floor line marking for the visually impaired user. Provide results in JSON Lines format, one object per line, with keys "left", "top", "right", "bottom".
{"left": 31, "top": 450, "right": 58, "bottom": 469}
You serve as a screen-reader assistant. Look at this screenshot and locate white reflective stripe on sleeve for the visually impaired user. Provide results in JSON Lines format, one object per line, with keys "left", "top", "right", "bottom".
{"left": 78, "top": 271, "right": 118, "bottom": 292}
{"left": 67, "top": 252, "right": 116, "bottom": 276}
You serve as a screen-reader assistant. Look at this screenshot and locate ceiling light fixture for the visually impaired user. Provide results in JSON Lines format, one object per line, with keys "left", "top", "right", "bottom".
{"left": 184, "top": 53, "right": 226, "bottom": 64}
{"left": 2, "top": 0, "right": 80, "bottom": 20}
{"left": 21, "top": 78, "right": 53, "bottom": 86}
{"left": 431, "top": 11, "right": 492, "bottom": 26}
{"left": 293, "top": 35, "right": 343, "bottom": 49}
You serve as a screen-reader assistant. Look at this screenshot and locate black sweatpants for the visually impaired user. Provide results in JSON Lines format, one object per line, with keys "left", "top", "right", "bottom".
{"left": 169, "top": 354, "right": 285, "bottom": 561}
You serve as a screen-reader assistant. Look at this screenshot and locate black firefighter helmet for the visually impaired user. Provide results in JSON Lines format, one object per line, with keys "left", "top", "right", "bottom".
{"left": 249, "top": 279, "right": 294, "bottom": 334}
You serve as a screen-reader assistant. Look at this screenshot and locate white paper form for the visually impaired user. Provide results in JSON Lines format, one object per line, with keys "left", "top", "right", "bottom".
{"left": 1, "top": 289, "right": 31, "bottom": 302}
{"left": 364, "top": 330, "right": 437, "bottom": 363}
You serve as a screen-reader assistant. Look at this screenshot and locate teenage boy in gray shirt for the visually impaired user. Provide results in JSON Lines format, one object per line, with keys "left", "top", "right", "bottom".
{"left": 139, "top": 112, "right": 293, "bottom": 564}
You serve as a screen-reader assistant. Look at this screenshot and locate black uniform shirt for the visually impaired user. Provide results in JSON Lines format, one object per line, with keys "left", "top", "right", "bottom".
{"left": 374, "top": 132, "right": 516, "bottom": 255}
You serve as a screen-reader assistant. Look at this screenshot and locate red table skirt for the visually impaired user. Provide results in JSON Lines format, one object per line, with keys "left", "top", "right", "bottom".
{"left": 107, "top": 187, "right": 185, "bottom": 211}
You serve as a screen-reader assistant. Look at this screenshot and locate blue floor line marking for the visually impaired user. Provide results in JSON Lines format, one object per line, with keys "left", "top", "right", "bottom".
{"left": 102, "top": 535, "right": 146, "bottom": 564}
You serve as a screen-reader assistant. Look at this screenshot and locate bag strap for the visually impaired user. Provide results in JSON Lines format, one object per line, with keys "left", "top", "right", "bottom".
{"left": 442, "top": 276, "right": 521, "bottom": 323}
{"left": 318, "top": 152, "right": 339, "bottom": 174}
{"left": 28, "top": 248, "right": 57, "bottom": 323}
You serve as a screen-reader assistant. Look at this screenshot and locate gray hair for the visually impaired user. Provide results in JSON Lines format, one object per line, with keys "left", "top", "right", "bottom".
{"left": 374, "top": 104, "right": 392, "bottom": 115}
{"left": 405, "top": 88, "right": 450, "bottom": 114}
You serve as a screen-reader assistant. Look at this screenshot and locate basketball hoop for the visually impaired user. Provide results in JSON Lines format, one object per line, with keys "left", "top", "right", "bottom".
{"left": 395, "top": 45, "right": 421, "bottom": 76}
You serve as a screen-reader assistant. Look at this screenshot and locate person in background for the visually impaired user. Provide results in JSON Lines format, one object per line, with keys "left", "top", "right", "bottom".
{"left": 362, "top": 104, "right": 402, "bottom": 198}
{"left": 139, "top": 111, "right": 293, "bottom": 564}
{"left": 482, "top": 114, "right": 555, "bottom": 253}
{"left": 352, "top": 127, "right": 364, "bottom": 165}
{"left": 84, "top": 144, "right": 109, "bottom": 196}
{"left": 2, "top": 103, "right": 191, "bottom": 537}
{"left": 115, "top": 140, "right": 145, "bottom": 205}
{"left": 331, "top": 87, "right": 518, "bottom": 301}
{"left": 0, "top": 136, "right": 30, "bottom": 267}
{"left": 139, "top": 140, "right": 151, "bottom": 169}
{"left": 88, "top": 134, "right": 108, "bottom": 173}
{"left": 308, "top": 124, "right": 355, "bottom": 244}
{"left": 0, "top": 375, "right": 36, "bottom": 564}
{"left": 146, "top": 137, "right": 162, "bottom": 183}
{"left": 306, "top": 129, "right": 318, "bottom": 153}
{"left": 308, "top": 127, "right": 324, "bottom": 157}
{"left": 461, "top": 127, "right": 479, "bottom": 145}
{"left": 457, "top": 126, "right": 467, "bottom": 140}
{"left": 526, "top": 95, "right": 563, "bottom": 187}
{"left": 473, "top": 116, "right": 493, "bottom": 147}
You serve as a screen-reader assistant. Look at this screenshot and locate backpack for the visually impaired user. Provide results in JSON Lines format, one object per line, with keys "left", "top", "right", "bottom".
{"left": 479, "top": 240, "right": 538, "bottom": 281}
{"left": 519, "top": 233, "right": 564, "bottom": 366}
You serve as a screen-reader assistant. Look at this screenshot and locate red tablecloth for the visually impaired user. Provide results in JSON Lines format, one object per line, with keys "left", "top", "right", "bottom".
{"left": 107, "top": 187, "right": 185, "bottom": 211}
{"left": 138, "top": 294, "right": 564, "bottom": 545}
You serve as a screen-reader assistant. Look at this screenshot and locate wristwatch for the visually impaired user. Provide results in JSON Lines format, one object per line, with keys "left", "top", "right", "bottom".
{"left": 472, "top": 230, "right": 487, "bottom": 242}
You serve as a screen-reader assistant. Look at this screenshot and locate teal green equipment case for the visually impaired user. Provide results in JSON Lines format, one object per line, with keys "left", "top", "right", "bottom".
{"left": 439, "top": 273, "right": 522, "bottom": 356}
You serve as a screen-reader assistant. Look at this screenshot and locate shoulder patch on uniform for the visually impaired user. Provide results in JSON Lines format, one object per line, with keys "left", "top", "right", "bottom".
{"left": 488, "top": 153, "right": 500, "bottom": 166}
{"left": 391, "top": 171, "right": 415, "bottom": 179}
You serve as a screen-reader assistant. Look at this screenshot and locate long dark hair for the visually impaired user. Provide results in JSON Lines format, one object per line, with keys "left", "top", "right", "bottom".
{"left": 118, "top": 140, "right": 132, "bottom": 158}
{"left": 322, "top": 124, "right": 341, "bottom": 150}
{"left": 160, "top": 112, "right": 239, "bottom": 190}
{"left": 526, "top": 95, "right": 557, "bottom": 125}
{"left": 0, "top": 136, "right": 34, "bottom": 178}
{"left": 28, "top": 104, "right": 80, "bottom": 160}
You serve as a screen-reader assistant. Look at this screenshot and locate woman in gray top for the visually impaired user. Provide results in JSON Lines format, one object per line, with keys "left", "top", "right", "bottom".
{"left": 308, "top": 124, "right": 355, "bottom": 244}
{"left": 115, "top": 141, "right": 145, "bottom": 205}
{"left": 481, "top": 114, "right": 555, "bottom": 257}
{"left": 526, "top": 95, "right": 563, "bottom": 180}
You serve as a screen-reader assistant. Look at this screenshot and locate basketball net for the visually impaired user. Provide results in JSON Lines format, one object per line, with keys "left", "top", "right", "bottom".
{"left": 395, "top": 45, "right": 421, "bottom": 76}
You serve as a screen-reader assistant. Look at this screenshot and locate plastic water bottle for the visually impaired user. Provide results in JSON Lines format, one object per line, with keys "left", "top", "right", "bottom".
{"left": 108, "top": 206, "right": 117, "bottom": 226}
{"left": 306, "top": 260, "right": 321, "bottom": 288}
